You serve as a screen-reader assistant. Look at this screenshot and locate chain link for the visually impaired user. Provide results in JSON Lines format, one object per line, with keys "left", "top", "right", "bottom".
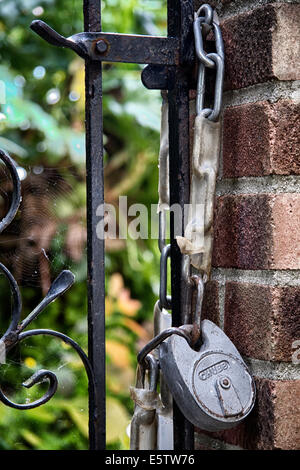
{"left": 159, "top": 243, "right": 172, "bottom": 310}
{"left": 194, "top": 4, "right": 225, "bottom": 121}
{"left": 158, "top": 210, "right": 172, "bottom": 310}
{"left": 158, "top": 210, "right": 166, "bottom": 253}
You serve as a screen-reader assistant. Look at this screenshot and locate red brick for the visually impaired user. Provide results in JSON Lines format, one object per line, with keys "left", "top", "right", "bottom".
{"left": 213, "top": 194, "right": 300, "bottom": 270}
{"left": 194, "top": 1, "right": 240, "bottom": 11}
{"left": 224, "top": 282, "right": 300, "bottom": 361}
{"left": 202, "top": 280, "right": 220, "bottom": 325}
{"left": 272, "top": 194, "right": 300, "bottom": 269}
{"left": 196, "top": 378, "right": 300, "bottom": 449}
{"left": 223, "top": 100, "right": 300, "bottom": 177}
{"left": 213, "top": 194, "right": 272, "bottom": 269}
{"left": 273, "top": 380, "right": 300, "bottom": 449}
{"left": 221, "top": 4, "right": 300, "bottom": 89}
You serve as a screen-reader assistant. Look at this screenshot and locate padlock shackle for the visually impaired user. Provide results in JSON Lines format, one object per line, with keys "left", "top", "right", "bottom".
{"left": 137, "top": 326, "right": 193, "bottom": 366}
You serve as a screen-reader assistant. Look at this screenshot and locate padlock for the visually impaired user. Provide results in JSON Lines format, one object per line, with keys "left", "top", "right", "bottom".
{"left": 159, "top": 319, "right": 256, "bottom": 431}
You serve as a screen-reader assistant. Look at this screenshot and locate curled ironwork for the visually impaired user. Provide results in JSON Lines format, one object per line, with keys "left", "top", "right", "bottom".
{"left": 0, "top": 148, "right": 96, "bottom": 410}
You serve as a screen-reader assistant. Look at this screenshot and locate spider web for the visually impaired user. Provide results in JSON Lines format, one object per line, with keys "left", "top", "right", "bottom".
{"left": 0, "top": 161, "right": 87, "bottom": 291}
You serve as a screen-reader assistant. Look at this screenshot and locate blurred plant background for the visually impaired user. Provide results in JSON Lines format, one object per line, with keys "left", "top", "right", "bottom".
{"left": 0, "top": 0, "right": 167, "bottom": 449}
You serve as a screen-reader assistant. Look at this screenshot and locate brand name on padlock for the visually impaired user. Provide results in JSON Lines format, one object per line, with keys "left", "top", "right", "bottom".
{"left": 197, "top": 360, "right": 229, "bottom": 381}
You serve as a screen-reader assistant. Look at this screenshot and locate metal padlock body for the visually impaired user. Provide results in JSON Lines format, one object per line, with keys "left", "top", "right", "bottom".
{"left": 159, "top": 320, "right": 256, "bottom": 431}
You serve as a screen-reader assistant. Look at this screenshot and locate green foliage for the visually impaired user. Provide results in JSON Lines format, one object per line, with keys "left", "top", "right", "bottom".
{"left": 0, "top": 0, "right": 166, "bottom": 450}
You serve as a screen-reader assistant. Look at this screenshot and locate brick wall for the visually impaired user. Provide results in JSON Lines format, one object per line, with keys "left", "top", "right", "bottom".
{"left": 194, "top": 0, "right": 300, "bottom": 450}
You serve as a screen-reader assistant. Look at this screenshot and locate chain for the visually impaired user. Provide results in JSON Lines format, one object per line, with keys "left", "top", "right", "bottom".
{"left": 194, "top": 4, "right": 225, "bottom": 121}
{"left": 178, "top": 4, "right": 225, "bottom": 338}
{"left": 136, "top": 4, "right": 225, "bottom": 369}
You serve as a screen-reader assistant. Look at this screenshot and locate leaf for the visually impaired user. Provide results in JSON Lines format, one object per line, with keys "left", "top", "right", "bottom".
{"left": 0, "top": 136, "right": 27, "bottom": 157}
{"left": 106, "top": 339, "right": 130, "bottom": 368}
{"left": 105, "top": 298, "right": 114, "bottom": 317}
{"left": 65, "top": 130, "right": 85, "bottom": 165}
{"left": 122, "top": 317, "right": 150, "bottom": 340}
{"left": 25, "top": 407, "right": 55, "bottom": 424}
{"left": 47, "top": 398, "right": 89, "bottom": 439}
{"left": 109, "top": 273, "right": 124, "bottom": 298}
{"left": 106, "top": 397, "right": 130, "bottom": 445}
{"left": 124, "top": 102, "right": 161, "bottom": 132}
{"left": 117, "top": 289, "right": 141, "bottom": 317}
{"left": 64, "top": 406, "right": 89, "bottom": 439}
{"left": 20, "top": 429, "right": 42, "bottom": 448}
{"left": 108, "top": 273, "right": 141, "bottom": 317}
{"left": 69, "top": 59, "right": 85, "bottom": 112}
{"left": 107, "top": 364, "right": 135, "bottom": 394}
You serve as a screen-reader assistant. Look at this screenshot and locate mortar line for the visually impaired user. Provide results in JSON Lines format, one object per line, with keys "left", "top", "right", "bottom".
{"left": 216, "top": 175, "right": 300, "bottom": 196}
{"left": 211, "top": 268, "right": 300, "bottom": 286}
{"left": 244, "top": 357, "right": 300, "bottom": 380}
{"left": 223, "top": 80, "right": 300, "bottom": 108}
{"left": 195, "top": 433, "right": 244, "bottom": 451}
{"left": 215, "top": 0, "right": 300, "bottom": 21}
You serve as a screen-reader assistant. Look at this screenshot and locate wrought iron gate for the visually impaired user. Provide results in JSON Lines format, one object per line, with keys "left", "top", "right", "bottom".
{"left": 0, "top": 0, "right": 196, "bottom": 450}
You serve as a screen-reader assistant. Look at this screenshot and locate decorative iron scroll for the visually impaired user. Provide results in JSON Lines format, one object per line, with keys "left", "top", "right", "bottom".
{"left": 0, "top": 148, "right": 96, "bottom": 411}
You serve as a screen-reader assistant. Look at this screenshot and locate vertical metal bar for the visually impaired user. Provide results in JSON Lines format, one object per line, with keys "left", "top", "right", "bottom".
{"left": 83, "top": 0, "right": 106, "bottom": 450}
{"left": 167, "top": 0, "right": 195, "bottom": 450}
